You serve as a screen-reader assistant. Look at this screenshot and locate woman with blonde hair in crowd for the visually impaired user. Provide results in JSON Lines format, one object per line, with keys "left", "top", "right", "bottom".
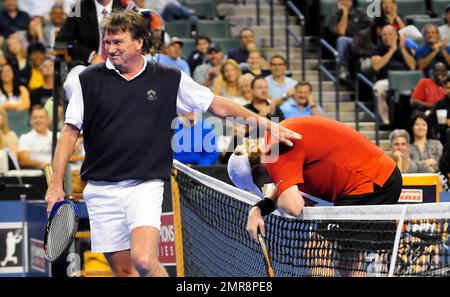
{"left": 0, "top": 63, "right": 31, "bottom": 111}
{"left": 212, "top": 59, "right": 242, "bottom": 101}
{"left": 0, "top": 106, "right": 19, "bottom": 159}
{"left": 5, "top": 33, "right": 31, "bottom": 87}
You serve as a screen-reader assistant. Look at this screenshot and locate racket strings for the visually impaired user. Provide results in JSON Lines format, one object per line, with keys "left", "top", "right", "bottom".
{"left": 47, "top": 204, "right": 77, "bottom": 261}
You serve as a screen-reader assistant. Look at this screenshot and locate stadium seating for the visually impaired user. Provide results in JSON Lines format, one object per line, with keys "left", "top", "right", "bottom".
{"left": 388, "top": 70, "right": 424, "bottom": 102}
{"left": 185, "top": 0, "right": 218, "bottom": 20}
{"left": 165, "top": 20, "right": 192, "bottom": 39}
{"left": 214, "top": 38, "right": 241, "bottom": 54}
{"left": 196, "top": 20, "right": 231, "bottom": 38}
{"left": 180, "top": 38, "right": 196, "bottom": 59}
{"left": 396, "top": 0, "right": 428, "bottom": 19}
{"left": 7, "top": 110, "right": 30, "bottom": 137}
{"left": 411, "top": 17, "right": 445, "bottom": 31}
{"left": 319, "top": 0, "right": 337, "bottom": 20}
{"left": 431, "top": 0, "right": 449, "bottom": 17}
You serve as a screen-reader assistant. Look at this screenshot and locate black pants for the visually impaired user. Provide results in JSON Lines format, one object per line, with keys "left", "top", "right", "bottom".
{"left": 318, "top": 167, "right": 403, "bottom": 251}
{"left": 335, "top": 166, "right": 403, "bottom": 206}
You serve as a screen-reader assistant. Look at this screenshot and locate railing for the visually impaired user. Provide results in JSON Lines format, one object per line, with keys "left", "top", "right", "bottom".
{"left": 355, "top": 73, "right": 380, "bottom": 146}
{"left": 255, "top": 0, "right": 274, "bottom": 47}
{"left": 318, "top": 38, "right": 340, "bottom": 121}
{"left": 285, "top": 0, "right": 305, "bottom": 81}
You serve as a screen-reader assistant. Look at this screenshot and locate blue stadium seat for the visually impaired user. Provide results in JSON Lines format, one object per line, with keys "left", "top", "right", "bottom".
{"left": 7, "top": 110, "right": 30, "bottom": 137}
{"left": 165, "top": 20, "right": 192, "bottom": 39}
{"left": 185, "top": 0, "right": 217, "bottom": 19}
{"left": 196, "top": 20, "right": 231, "bottom": 38}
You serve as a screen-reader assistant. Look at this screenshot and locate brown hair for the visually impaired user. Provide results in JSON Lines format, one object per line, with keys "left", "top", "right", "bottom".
{"left": 295, "top": 81, "right": 313, "bottom": 92}
{"left": 103, "top": 10, "right": 151, "bottom": 54}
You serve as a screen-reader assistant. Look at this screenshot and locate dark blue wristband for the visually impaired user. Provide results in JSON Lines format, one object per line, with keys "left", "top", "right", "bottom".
{"left": 253, "top": 198, "right": 276, "bottom": 216}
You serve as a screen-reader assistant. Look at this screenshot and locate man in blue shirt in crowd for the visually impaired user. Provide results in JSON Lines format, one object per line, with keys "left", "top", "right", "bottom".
{"left": 280, "top": 81, "right": 324, "bottom": 118}
{"left": 173, "top": 111, "right": 219, "bottom": 166}
{"left": 416, "top": 24, "right": 450, "bottom": 77}
{"left": 154, "top": 36, "right": 191, "bottom": 75}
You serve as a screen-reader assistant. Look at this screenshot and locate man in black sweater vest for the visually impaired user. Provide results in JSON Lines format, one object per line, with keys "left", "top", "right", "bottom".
{"left": 45, "top": 10, "right": 300, "bottom": 277}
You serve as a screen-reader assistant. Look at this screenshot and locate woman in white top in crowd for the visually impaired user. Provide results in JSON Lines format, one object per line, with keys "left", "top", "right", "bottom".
{"left": 0, "top": 63, "right": 31, "bottom": 111}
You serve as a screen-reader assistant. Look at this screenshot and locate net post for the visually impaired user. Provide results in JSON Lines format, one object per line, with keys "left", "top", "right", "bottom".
{"left": 388, "top": 204, "right": 408, "bottom": 277}
{"left": 171, "top": 167, "right": 185, "bottom": 277}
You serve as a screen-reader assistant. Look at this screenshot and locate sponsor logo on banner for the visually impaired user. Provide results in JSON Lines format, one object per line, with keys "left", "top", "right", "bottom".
{"left": 159, "top": 213, "right": 176, "bottom": 265}
{"left": 399, "top": 189, "right": 423, "bottom": 203}
{"left": 30, "top": 239, "right": 46, "bottom": 272}
{"left": 0, "top": 223, "right": 25, "bottom": 274}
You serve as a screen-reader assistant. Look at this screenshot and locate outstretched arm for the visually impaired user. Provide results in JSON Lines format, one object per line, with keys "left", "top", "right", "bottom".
{"left": 208, "top": 96, "right": 301, "bottom": 147}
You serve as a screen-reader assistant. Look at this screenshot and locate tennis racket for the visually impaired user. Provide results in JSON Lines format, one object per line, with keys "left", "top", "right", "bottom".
{"left": 43, "top": 164, "right": 79, "bottom": 263}
{"left": 257, "top": 231, "right": 275, "bottom": 277}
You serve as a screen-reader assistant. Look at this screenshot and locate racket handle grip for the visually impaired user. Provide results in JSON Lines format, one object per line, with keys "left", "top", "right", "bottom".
{"left": 44, "top": 163, "right": 53, "bottom": 186}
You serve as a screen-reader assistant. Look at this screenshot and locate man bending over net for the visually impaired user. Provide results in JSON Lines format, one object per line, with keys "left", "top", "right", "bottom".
{"left": 227, "top": 117, "right": 403, "bottom": 276}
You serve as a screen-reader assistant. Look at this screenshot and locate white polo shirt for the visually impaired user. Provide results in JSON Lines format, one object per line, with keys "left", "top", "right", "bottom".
{"left": 64, "top": 56, "right": 215, "bottom": 130}
{"left": 18, "top": 129, "right": 53, "bottom": 164}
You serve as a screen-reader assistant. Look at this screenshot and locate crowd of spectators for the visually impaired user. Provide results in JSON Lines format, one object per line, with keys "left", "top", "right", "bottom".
{"left": 1, "top": 0, "right": 450, "bottom": 189}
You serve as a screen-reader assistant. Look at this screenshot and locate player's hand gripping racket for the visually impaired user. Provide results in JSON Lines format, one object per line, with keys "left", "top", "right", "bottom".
{"left": 43, "top": 164, "right": 79, "bottom": 263}
{"left": 257, "top": 230, "right": 275, "bottom": 277}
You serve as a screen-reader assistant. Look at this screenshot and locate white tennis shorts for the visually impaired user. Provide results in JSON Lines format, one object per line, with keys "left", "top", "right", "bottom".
{"left": 83, "top": 179, "right": 164, "bottom": 253}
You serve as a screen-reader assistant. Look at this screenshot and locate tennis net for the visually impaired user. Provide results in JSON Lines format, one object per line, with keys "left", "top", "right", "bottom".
{"left": 172, "top": 161, "right": 450, "bottom": 277}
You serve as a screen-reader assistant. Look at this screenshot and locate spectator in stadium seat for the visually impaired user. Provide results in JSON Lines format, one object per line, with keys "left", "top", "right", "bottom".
{"left": 389, "top": 129, "right": 431, "bottom": 173}
{"left": 44, "top": 5, "right": 66, "bottom": 49}
{"left": 408, "top": 113, "right": 443, "bottom": 173}
{"left": 237, "top": 73, "right": 254, "bottom": 105}
{"left": 155, "top": 36, "right": 190, "bottom": 76}
{"left": 30, "top": 57, "right": 54, "bottom": 110}
{"left": 212, "top": 59, "right": 242, "bottom": 100}
{"left": 439, "top": 5, "right": 450, "bottom": 46}
{"left": 5, "top": 33, "right": 31, "bottom": 87}
{"left": 193, "top": 43, "right": 224, "bottom": 88}
{"left": 173, "top": 111, "right": 219, "bottom": 166}
{"left": 227, "top": 28, "right": 256, "bottom": 65}
{"left": 0, "top": 0, "right": 30, "bottom": 39}
{"left": 244, "top": 76, "right": 284, "bottom": 122}
{"left": 144, "top": 0, "right": 197, "bottom": 28}
{"left": 325, "top": 0, "right": 372, "bottom": 81}
{"left": 0, "top": 105, "right": 18, "bottom": 159}
{"left": 19, "top": 16, "right": 47, "bottom": 49}
{"left": 0, "top": 63, "right": 30, "bottom": 111}
{"left": 280, "top": 81, "right": 324, "bottom": 118}
{"left": 411, "top": 62, "right": 447, "bottom": 112}
{"left": 373, "top": 0, "right": 405, "bottom": 36}
{"left": 57, "top": 0, "right": 124, "bottom": 65}
{"left": 241, "top": 50, "right": 271, "bottom": 78}
{"left": 17, "top": 0, "right": 69, "bottom": 18}
{"left": 186, "top": 35, "right": 210, "bottom": 75}
{"left": 370, "top": 25, "right": 416, "bottom": 125}
{"left": 265, "top": 55, "right": 297, "bottom": 104}
{"left": 429, "top": 78, "right": 450, "bottom": 144}
{"left": 416, "top": 24, "right": 450, "bottom": 77}
{"left": 18, "top": 105, "right": 52, "bottom": 169}
{"left": 27, "top": 42, "right": 46, "bottom": 91}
